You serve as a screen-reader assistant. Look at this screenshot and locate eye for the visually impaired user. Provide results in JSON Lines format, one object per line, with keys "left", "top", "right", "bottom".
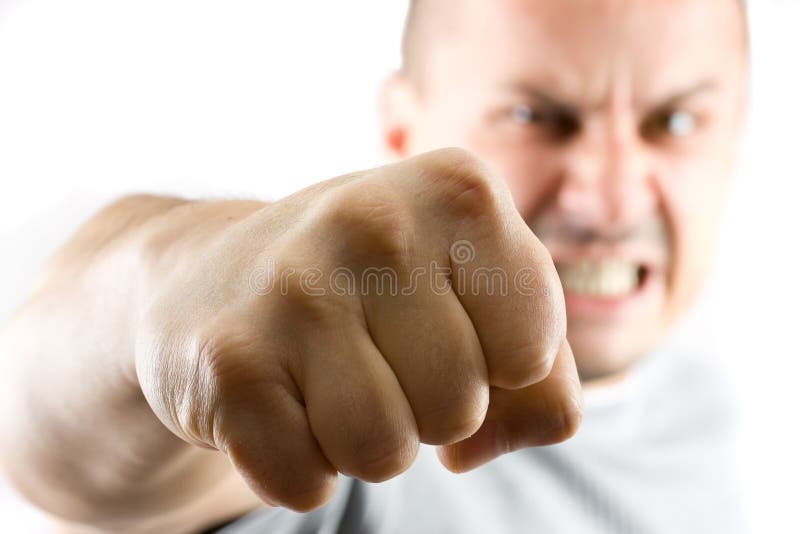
{"left": 510, "top": 104, "right": 580, "bottom": 140}
{"left": 510, "top": 104, "right": 542, "bottom": 123}
{"left": 642, "top": 109, "right": 698, "bottom": 141}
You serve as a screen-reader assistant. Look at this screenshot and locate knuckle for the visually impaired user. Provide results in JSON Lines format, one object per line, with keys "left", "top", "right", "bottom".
{"left": 421, "top": 148, "right": 508, "bottom": 221}
{"left": 276, "top": 263, "right": 326, "bottom": 311}
{"left": 424, "top": 147, "right": 488, "bottom": 178}
{"left": 539, "top": 392, "right": 584, "bottom": 445}
{"left": 407, "top": 326, "right": 490, "bottom": 445}
{"left": 547, "top": 355, "right": 584, "bottom": 443}
{"left": 192, "top": 323, "right": 278, "bottom": 410}
{"left": 490, "top": 276, "right": 567, "bottom": 389}
{"left": 271, "top": 474, "right": 338, "bottom": 512}
{"left": 533, "top": 291, "right": 568, "bottom": 376}
{"left": 266, "top": 253, "right": 357, "bottom": 323}
{"left": 553, "top": 401, "right": 584, "bottom": 442}
{"left": 416, "top": 383, "right": 489, "bottom": 445}
{"left": 347, "top": 433, "right": 419, "bottom": 483}
{"left": 195, "top": 327, "right": 257, "bottom": 386}
{"left": 225, "top": 439, "right": 338, "bottom": 512}
{"left": 316, "top": 182, "right": 414, "bottom": 266}
{"left": 489, "top": 339, "right": 561, "bottom": 389}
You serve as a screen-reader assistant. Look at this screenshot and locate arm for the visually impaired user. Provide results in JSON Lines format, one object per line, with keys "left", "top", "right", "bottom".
{"left": 0, "top": 195, "right": 265, "bottom": 532}
{"left": 0, "top": 149, "right": 583, "bottom": 533}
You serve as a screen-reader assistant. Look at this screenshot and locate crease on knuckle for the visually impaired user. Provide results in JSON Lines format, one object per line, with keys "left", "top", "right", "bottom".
{"left": 351, "top": 436, "right": 418, "bottom": 482}
{"left": 278, "top": 479, "right": 338, "bottom": 513}
{"left": 192, "top": 327, "right": 276, "bottom": 413}
{"left": 417, "top": 389, "right": 489, "bottom": 445}
{"left": 497, "top": 302, "right": 567, "bottom": 388}
{"left": 195, "top": 329, "right": 256, "bottom": 385}
{"left": 490, "top": 337, "right": 558, "bottom": 389}
{"left": 504, "top": 390, "right": 583, "bottom": 452}
{"left": 184, "top": 330, "right": 257, "bottom": 444}
{"left": 547, "top": 394, "right": 584, "bottom": 444}
{"left": 224, "top": 438, "right": 336, "bottom": 512}
{"left": 423, "top": 149, "right": 506, "bottom": 223}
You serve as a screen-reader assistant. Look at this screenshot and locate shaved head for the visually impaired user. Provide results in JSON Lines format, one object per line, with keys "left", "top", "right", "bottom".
{"left": 400, "top": 0, "right": 435, "bottom": 83}
{"left": 401, "top": 0, "right": 748, "bottom": 87}
{"left": 387, "top": 0, "right": 749, "bottom": 378}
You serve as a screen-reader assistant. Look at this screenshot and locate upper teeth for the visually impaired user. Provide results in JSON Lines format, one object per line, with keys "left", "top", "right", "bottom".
{"left": 557, "top": 260, "right": 640, "bottom": 297}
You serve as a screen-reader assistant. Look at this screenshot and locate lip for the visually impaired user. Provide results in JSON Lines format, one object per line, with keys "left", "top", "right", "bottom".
{"left": 545, "top": 241, "right": 667, "bottom": 269}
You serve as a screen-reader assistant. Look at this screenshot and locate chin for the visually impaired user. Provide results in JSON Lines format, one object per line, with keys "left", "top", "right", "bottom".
{"left": 558, "top": 265, "right": 671, "bottom": 382}
{"left": 567, "top": 325, "right": 659, "bottom": 383}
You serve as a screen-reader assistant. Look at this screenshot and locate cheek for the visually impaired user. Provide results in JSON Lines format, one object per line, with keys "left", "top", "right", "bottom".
{"left": 656, "top": 155, "right": 728, "bottom": 308}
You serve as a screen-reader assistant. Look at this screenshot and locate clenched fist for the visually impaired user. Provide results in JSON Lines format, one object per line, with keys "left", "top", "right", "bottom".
{"left": 135, "top": 148, "right": 582, "bottom": 512}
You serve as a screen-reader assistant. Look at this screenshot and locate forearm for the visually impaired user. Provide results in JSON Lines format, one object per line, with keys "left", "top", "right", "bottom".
{"left": 0, "top": 194, "right": 265, "bottom": 530}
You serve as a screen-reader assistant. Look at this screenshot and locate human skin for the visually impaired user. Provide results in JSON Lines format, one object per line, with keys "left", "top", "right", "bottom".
{"left": 383, "top": 0, "right": 748, "bottom": 379}
{"left": 0, "top": 0, "right": 747, "bottom": 532}
{"left": 0, "top": 152, "right": 582, "bottom": 533}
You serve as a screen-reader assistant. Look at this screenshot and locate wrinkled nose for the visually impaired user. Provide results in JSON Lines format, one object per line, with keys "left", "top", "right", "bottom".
{"left": 556, "top": 114, "right": 658, "bottom": 235}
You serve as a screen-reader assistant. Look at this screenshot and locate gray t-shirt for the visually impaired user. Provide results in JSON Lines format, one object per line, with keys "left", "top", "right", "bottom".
{"left": 217, "top": 346, "right": 745, "bottom": 534}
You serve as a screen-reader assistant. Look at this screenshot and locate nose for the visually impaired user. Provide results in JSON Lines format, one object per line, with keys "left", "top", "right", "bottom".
{"left": 557, "top": 113, "right": 658, "bottom": 231}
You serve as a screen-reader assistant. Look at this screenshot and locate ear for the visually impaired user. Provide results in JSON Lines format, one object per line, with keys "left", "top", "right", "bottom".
{"left": 377, "top": 72, "right": 419, "bottom": 161}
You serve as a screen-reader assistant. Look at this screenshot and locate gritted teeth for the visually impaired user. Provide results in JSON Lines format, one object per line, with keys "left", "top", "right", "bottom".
{"left": 556, "top": 259, "right": 644, "bottom": 297}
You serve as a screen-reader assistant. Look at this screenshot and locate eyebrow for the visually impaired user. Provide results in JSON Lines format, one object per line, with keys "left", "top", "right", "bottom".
{"left": 652, "top": 80, "right": 719, "bottom": 109}
{"left": 499, "top": 82, "right": 579, "bottom": 113}
{"left": 499, "top": 79, "right": 719, "bottom": 112}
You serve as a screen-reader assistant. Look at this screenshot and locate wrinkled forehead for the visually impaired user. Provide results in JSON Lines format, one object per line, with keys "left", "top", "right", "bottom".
{"left": 419, "top": 0, "right": 747, "bottom": 106}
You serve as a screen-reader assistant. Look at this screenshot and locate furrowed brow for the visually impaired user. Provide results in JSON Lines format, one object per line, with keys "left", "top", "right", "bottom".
{"left": 500, "top": 82, "right": 579, "bottom": 114}
{"left": 651, "top": 80, "right": 719, "bottom": 109}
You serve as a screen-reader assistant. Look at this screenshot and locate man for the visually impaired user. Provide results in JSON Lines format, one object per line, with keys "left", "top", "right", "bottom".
{"left": 0, "top": 0, "right": 748, "bottom": 532}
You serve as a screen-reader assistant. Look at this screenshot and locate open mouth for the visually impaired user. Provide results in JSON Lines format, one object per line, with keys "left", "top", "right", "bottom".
{"left": 555, "top": 259, "right": 650, "bottom": 298}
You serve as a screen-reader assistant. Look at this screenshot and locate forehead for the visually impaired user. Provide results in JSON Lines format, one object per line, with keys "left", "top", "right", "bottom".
{"left": 426, "top": 0, "right": 745, "bottom": 105}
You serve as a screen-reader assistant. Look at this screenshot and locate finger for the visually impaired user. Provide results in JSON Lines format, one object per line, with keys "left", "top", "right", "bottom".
{"left": 391, "top": 148, "right": 568, "bottom": 390}
{"left": 304, "top": 172, "right": 490, "bottom": 447}
{"left": 295, "top": 309, "right": 420, "bottom": 483}
{"left": 363, "top": 283, "right": 489, "bottom": 446}
{"left": 436, "top": 339, "right": 583, "bottom": 473}
{"left": 198, "top": 335, "right": 338, "bottom": 512}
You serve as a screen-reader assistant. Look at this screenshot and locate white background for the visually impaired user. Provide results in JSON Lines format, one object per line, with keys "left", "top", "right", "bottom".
{"left": 0, "top": 1, "right": 798, "bottom": 532}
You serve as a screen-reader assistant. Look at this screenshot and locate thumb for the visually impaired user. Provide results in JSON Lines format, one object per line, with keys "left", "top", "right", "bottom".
{"left": 436, "top": 339, "right": 583, "bottom": 473}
